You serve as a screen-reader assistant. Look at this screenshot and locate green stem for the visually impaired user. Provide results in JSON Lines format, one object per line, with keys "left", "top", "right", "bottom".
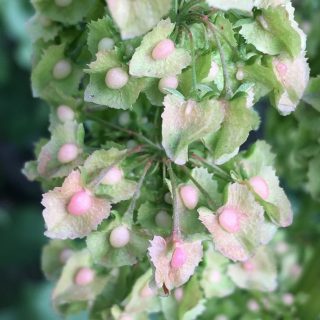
{"left": 204, "top": 18, "right": 233, "bottom": 99}
{"left": 191, "top": 153, "right": 232, "bottom": 182}
{"left": 167, "top": 161, "right": 181, "bottom": 241}
{"left": 123, "top": 159, "right": 153, "bottom": 222}
{"left": 181, "top": 165, "right": 217, "bottom": 209}
{"left": 85, "top": 113, "right": 162, "bottom": 151}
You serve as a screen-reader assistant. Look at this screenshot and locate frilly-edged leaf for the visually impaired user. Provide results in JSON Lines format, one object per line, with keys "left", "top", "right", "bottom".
{"left": 84, "top": 51, "right": 146, "bottom": 109}
{"left": 87, "top": 16, "right": 118, "bottom": 55}
{"left": 204, "top": 95, "right": 259, "bottom": 164}
{"left": 122, "top": 269, "right": 161, "bottom": 315}
{"left": 37, "top": 121, "right": 85, "bottom": 179}
{"left": 206, "top": 0, "right": 254, "bottom": 12}
{"left": 272, "top": 53, "right": 310, "bottom": 115}
{"left": 227, "top": 246, "right": 277, "bottom": 292}
{"left": 161, "top": 276, "right": 206, "bottom": 320}
{"left": 42, "top": 170, "right": 111, "bottom": 239}
{"left": 303, "top": 76, "right": 320, "bottom": 111}
{"left": 148, "top": 236, "right": 203, "bottom": 291}
{"left": 137, "top": 202, "right": 172, "bottom": 236}
{"left": 162, "top": 95, "right": 224, "bottom": 165}
{"left": 31, "top": 0, "right": 97, "bottom": 25}
{"left": 27, "top": 14, "right": 61, "bottom": 43}
{"left": 86, "top": 216, "right": 149, "bottom": 268}
{"left": 31, "top": 45, "right": 83, "bottom": 98}
{"left": 233, "top": 141, "right": 292, "bottom": 227}
{"left": 198, "top": 183, "right": 265, "bottom": 262}
{"left": 129, "top": 19, "right": 191, "bottom": 78}
{"left": 82, "top": 149, "right": 137, "bottom": 203}
{"left": 144, "top": 78, "right": 166, "bottom": 106}
{"left": 240, "top": 6, "right": 302, "bottom": 57}
{"left": 107, "top": 0, "right": 171, "bottom": 40}
{"left": 52, "top": 249, "right": 107, "bottom": 313}
{"left": 200, "top": 243, "right": 235, "bottom": 298}
{"left": 41, "top": 240, "right": 76, "bottom": 280}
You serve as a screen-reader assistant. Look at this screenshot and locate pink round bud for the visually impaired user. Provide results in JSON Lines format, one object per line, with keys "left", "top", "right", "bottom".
{"left": 155, "top": 210, "right": 172, "bottom": 229}
{"left": 109, "top": 226, "right": 130, "bottom": 248}
{"left": 59, "top": 248, "right": 74, "bottom": 263}
{"left": 158, "top": 76, "right": 179, "bottom": 94}
{"left": 140, "top": 283, "right": 155, "bottom": 298}
{"left": 67, "top": 190, "right": 92, "bottom": 216}
{"left": 247, "top": 299, "right": 260, "bottom": 312}
{"left": 57, "top": 105, "right": 75, "bottom": 122}
{"left": 236, "top": 69, "right": 244, "bottom": 81}
{"left": 74, "top": 267, "right": 95, "bottom": 286}
{"left": 174, "top": 287, "right": 184, "bottom": 302}
{"left": 179, "top": 185, "right": 199, "bottom": 210}
{"left": 210, "top": 270, "right": 221, "bottom": 283}
{"left": 57, "top": 143, "right": 79, "bottom": 163}
{"left": 152, "top": 39, "right": 175, "bottom": 60}
{"left": 105, "top": 67, "right": 129, "bottom": 90}
{"left": 55, "top": 0, "right": 72, "bottom": 7}
{"left": 218, "top": 207, "right": 241, "bottom": 233}
{"left": 249, "top": 176, "right": 269, "bottom": 200}
{"left": 282, "top": 293, "right": 294, "bottom": 306}
{"left": 276, "top": 62, "right": 288, "bottom": 77}
{"left": 102, "top": 166, "right": 123, "bottom": 185}
{"left": 171, "top": 246, "right": 187, "bottom": 269}
{"left": 242, "top": 260, "right": 255, "bottom": 272}
{"left": 98, "top": 37, "right": 115, "bottom": 51}
{"left": 53, "top": 59, "right": 72, "bottom": 80}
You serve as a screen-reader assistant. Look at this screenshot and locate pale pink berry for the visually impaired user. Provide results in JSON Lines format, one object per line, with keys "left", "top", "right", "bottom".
{"left": 57, "top": 143, "right": 79, "bottom": 163}
{"left": 152, "top": 39, "right": 175, "bottom": 60}
{"left": 247, "top": 299, "right": 260, "bottom": 312}
{"left": 276, "top": 62, "right": 288, "bottom": 77}
{"left": 290, "top": 264, "right": 302, "bottom": 278}
{"left": 140, "top": 283, "right": 155, "bottom": 298}
{"left": 98, "top": 37, "right": 115, "bottom": 51}
{"left": 249, "top": 176, "right": 269, "bottom": 200}
{"left": 55, "top": 0, "right": 72, "bottom": 7}
{"left": 59, "top": 248, "right": 74, "bottom": 263}
{"left": 275, "top": 241, "right": 289, "bottom": 254}
{"left": 53, "top": 59, "right": 72, "bottom": 80}
{"left": 155, "top": 210, "right": 172, "bottom": 229}
{"left": 158, "top": 76, "right": 179, "bottom": 94}
{"left": 174, "top": 287, "right": 184, "bottom": 302}
{"left": 74, "top": 267, "right": 95, "bottom": 286}
{"left": 109, "top": 226, "right": 130, "bottom": 248}
{"left": 102, "top": 166, "right": 123, "bottom": 185}
{"left": 67, "top": 190, "right": 92, "bottom": 216}
{"left": 210, "top": 270, "right": 221, "bottom": 283}
{"left": 171, "top": 246, "right": 187, "bottom": 269}
{"left": 179, "top": 185, "right": 199, "bottom": 210}
{"left": 218, "top": 207, "right": 241, "bottom": 233}
{"left": 105, "top": 67, "right": 129, "bottom": 90}
{"left": 236, "top": 69, "right": 244, "bottom": 81}
{"left": 242, "top": 260, "right": 255, "bottom": 272}
{"left": 57, "top": 105, "right": 75, "bottom": 122}
{"left": 282, "top": 293, "right": 294, "bottom": 306}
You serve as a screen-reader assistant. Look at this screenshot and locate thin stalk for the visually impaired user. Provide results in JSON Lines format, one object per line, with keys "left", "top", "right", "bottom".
{"left": 203, "top": 18, "right": 233, "bottom": 99}
{"left": 191, "top": 153, "right": 232, "bottom": 182}
{"left": 85, "top": 113, "right": 162, "bottom": 151}
{"left": 186, "top": 25, "right": 198, "bottom": 94}
{"left": 167, "top": 161, "right": 181, "bottom": 241}
{"left": 123, "top": 159, "right": 153, "bottom": 222}
{"left": 181, "top": 166, "right": 217, "bottom": 209}
{"left": 89, "top": 145, "right": 143, "bottom": 189}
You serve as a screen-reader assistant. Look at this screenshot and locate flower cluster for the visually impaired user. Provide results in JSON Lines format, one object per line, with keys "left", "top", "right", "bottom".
{"left": 24, "top": 0, "right": 309, "bottom": 318}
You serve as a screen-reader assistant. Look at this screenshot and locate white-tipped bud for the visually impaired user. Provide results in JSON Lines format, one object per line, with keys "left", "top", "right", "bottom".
{"left": 105, "top": 67, "right": 129, "bottom": 90}
{"left": 109, "top": 226, "right": 130, "bottom": 248}
{"left": 57, "top": 105, "right": 75, "bottom": 122}
{"left": 98, "top": 37, "right": 115, "bottom": 51}
{"left": 57, "top": 143, "right": 79, "bottom": 163}
{"left": 53, "top": 59, "right": 72, "bottom": 80}
{"left": 179, "top": 185, "right": 199, "bottom": 210}
{"left": 158, "top": 76, "right": 179, "bottom": 94}
{"left": 102, "top": 166, "right": 123, "bottom": 185}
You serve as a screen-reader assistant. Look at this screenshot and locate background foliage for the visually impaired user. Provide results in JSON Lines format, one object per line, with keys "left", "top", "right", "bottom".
{"left": 0, "top": 0, "right": 319, "bottom": 319}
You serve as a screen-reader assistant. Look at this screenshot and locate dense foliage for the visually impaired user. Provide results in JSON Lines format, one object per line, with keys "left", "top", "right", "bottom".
{"left": 20, "top": 0, "right": 320, "bottom": 319}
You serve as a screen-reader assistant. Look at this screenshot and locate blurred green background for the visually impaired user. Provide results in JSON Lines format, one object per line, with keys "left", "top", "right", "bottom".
{"left": 0, "top": 1, "right": 319, "bottom": 319}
